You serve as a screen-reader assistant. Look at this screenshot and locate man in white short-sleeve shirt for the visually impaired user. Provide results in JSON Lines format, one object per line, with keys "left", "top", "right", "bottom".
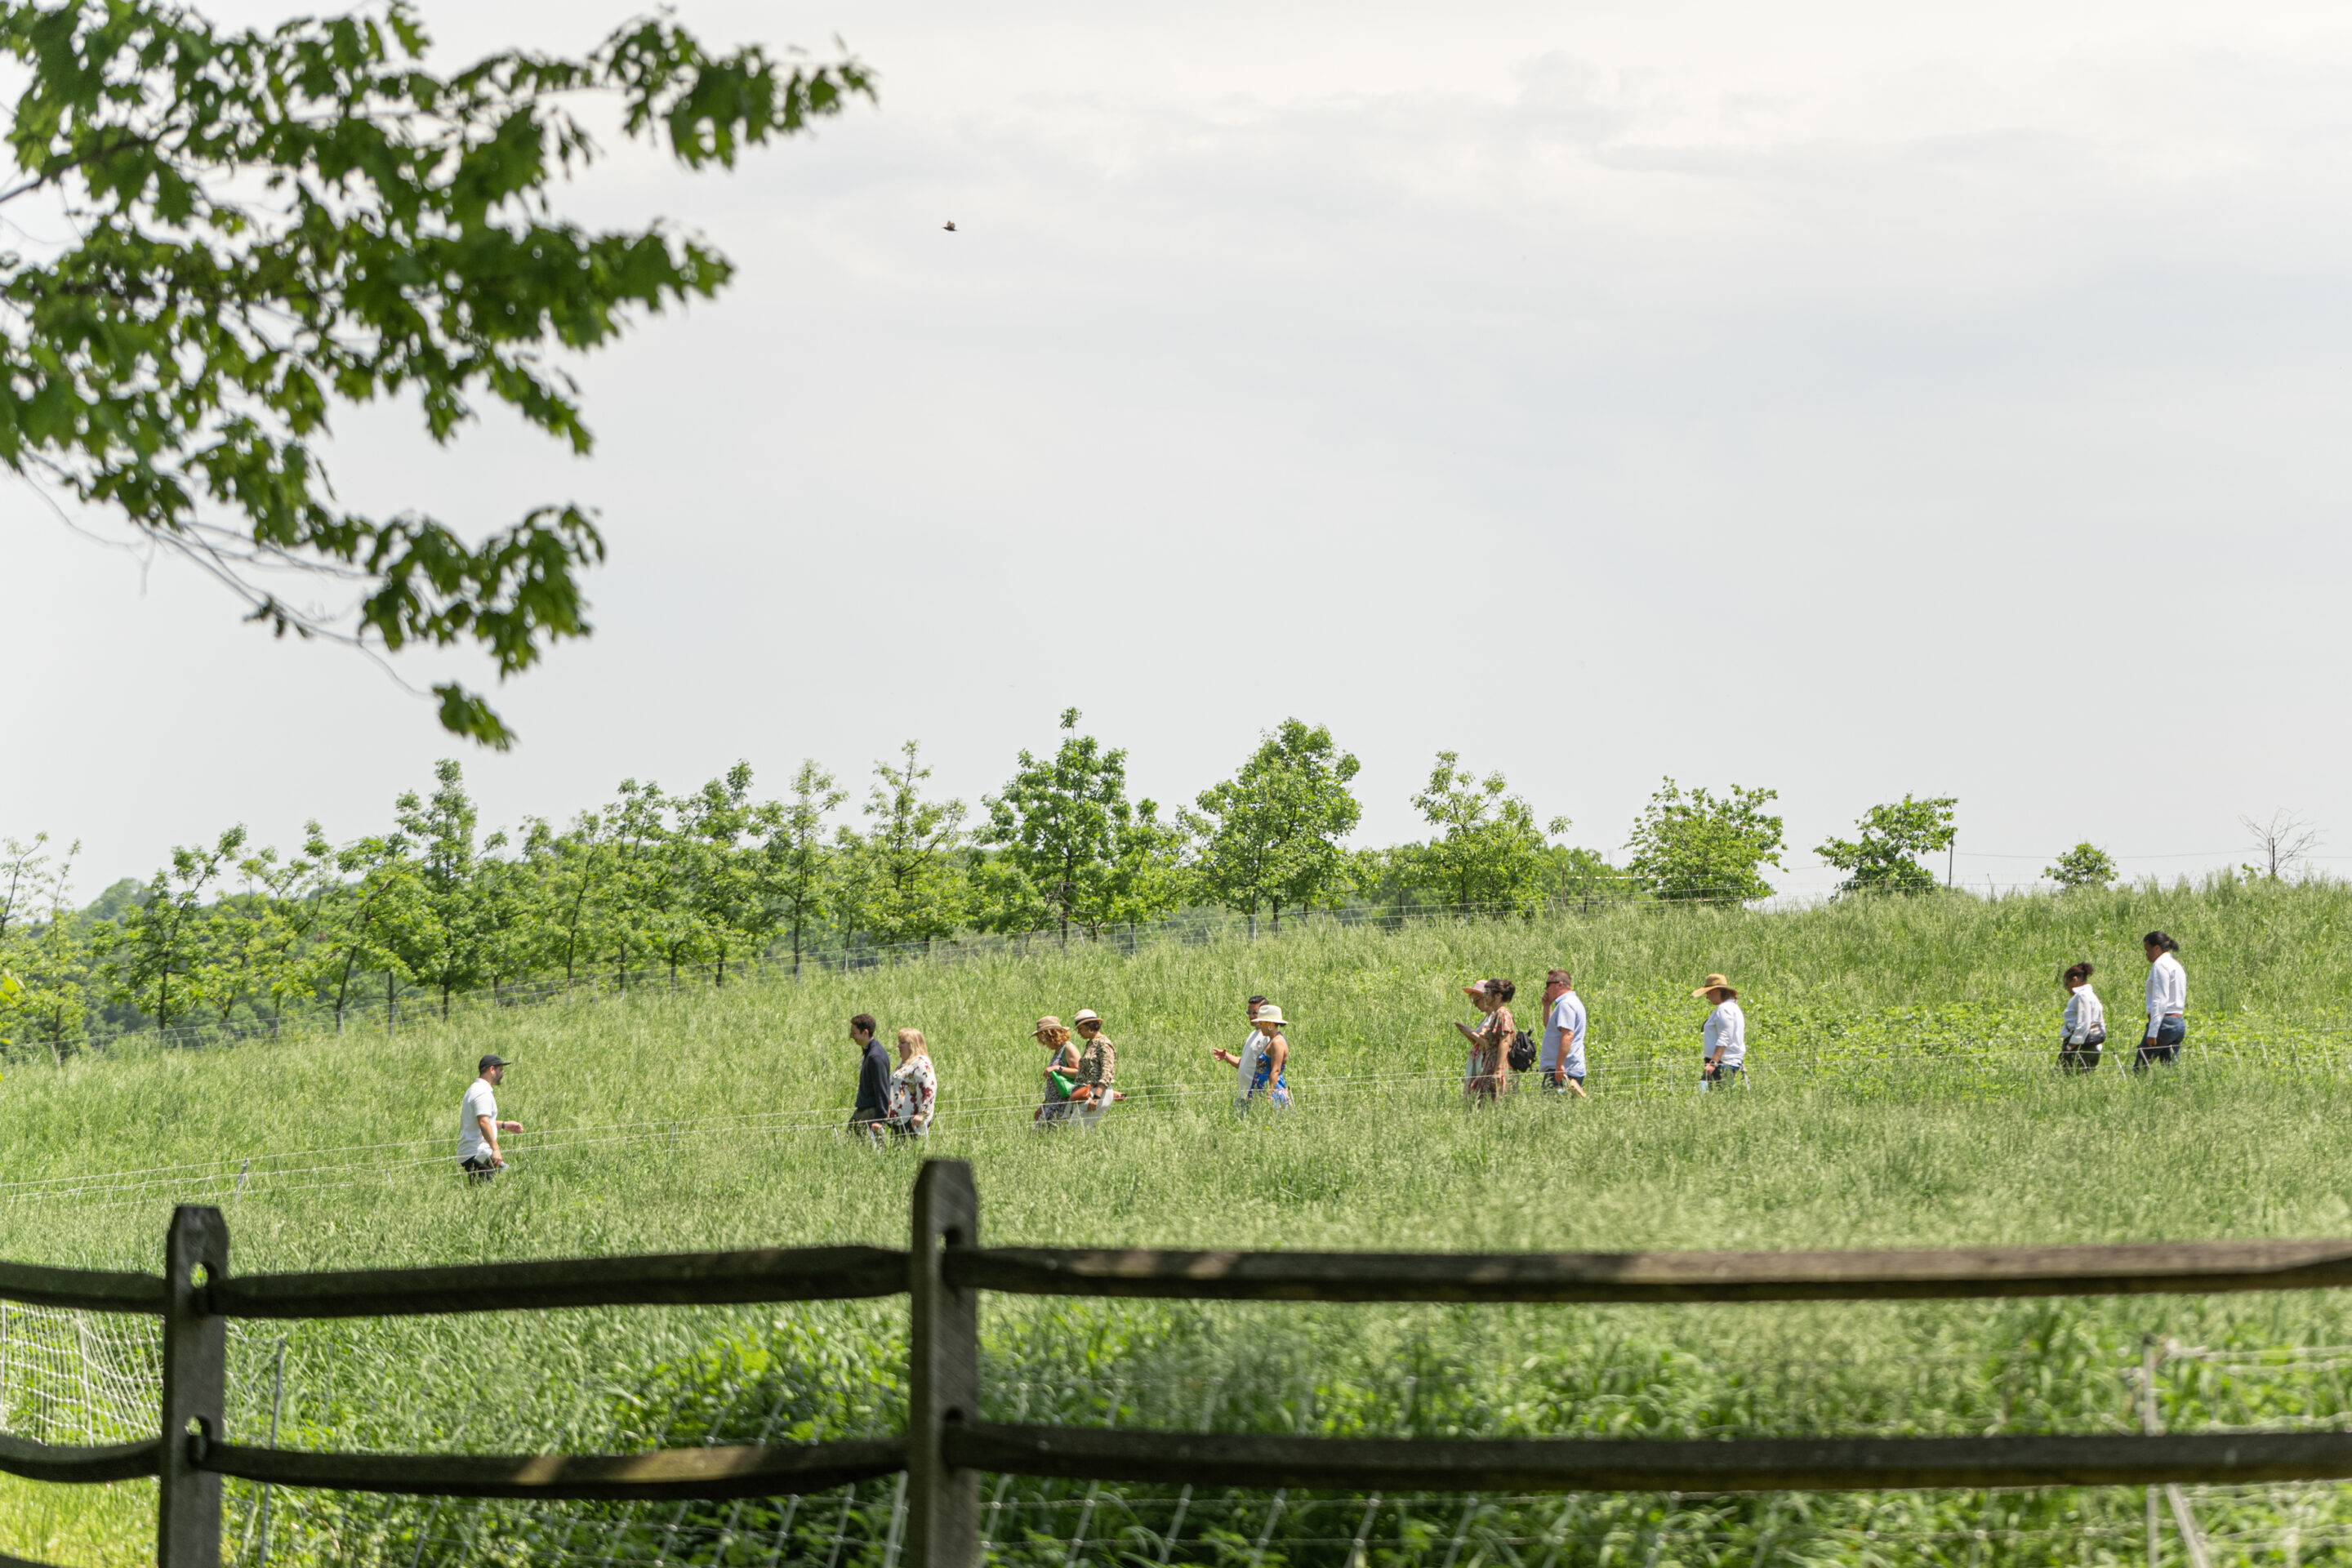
{"left": 458, "top": 1054, "right": 523, "bottom": 1182}
{"left": 1539, "top": 969, "right": 1589, "bottom": 1099}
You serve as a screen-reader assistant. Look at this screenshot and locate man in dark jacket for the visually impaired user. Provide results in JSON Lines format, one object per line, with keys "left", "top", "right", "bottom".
{"left": 849, "top": 1013, "right": 891, "bottom": 1143}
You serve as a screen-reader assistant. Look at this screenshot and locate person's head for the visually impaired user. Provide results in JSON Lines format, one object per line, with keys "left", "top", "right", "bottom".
{"left": 2062, "top": 961, "right": 2094, "bottom": 990}
{"left": 1692, "top": 973, "right": 1738, "bottom": 1004}
{"left": 1245, "top": 994, "right": 1267, "bottom": 1022}
{"left": 1253, "top": 1004, "right": 1286, "bottom": 1036}
{"left": 2143, "top": 931, "right": 2180, "bottom": 960}
{"left": 849, "top": 1013, "right": 877, "bottom": 1045}
{"left": 1032, "top": 1016, "right": 1070, "bottom": 1051}
{"left": 897, "top": 1027, "right": 926, "bottom": 1062}
{"left": 1074, "top": 1009, "right": 1102, "bottom": 1038}
{"left": 478, "top": 1054, "right": 509, "bottom": 1085}
{"left": 1543, "top": 969, "right": 1573, "bottom": 1002}
{"left": 1463, "top": 978, "right": 1514, "bottom": 1013}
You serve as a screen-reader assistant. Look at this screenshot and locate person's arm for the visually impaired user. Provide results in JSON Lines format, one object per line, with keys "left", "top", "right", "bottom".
{"left": 1212, "top": 1047, "right": 1240, "bottom": 1067}
{"left": 912, "top": 1064, "right": 933, "bottom": 1133}
{"left": 478, "top": 1113, "right": 503, "bottom": 1165}
{"left": 2146, "top": 971, "right": 2163, "bottom": 1042}
{"left": 1267, "top": 1032, "right": 1287, "bottom": 1080}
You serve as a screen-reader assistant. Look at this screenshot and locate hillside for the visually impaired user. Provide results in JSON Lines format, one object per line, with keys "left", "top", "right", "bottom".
{"left": 2, "top": 880, "right": 2350, "bottom": 1566}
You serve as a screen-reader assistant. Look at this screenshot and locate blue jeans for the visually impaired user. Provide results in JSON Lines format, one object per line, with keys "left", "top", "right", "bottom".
{"left": 2134, "top": 1015, "right": 2185, "bottom": 1071}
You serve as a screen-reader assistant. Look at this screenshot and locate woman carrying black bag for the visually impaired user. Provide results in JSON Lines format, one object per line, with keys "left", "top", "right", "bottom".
{"left": 2059, "top": 961, "right": 2105, "bottom": 1072}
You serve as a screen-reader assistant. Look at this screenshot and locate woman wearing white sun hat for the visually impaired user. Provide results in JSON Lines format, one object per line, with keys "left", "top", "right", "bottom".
{"left": 1223, "top": 1004, "right": 1290, "bottom": 1111}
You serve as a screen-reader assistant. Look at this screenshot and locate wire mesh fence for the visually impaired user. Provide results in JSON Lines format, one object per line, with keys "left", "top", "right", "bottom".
{"left": 67, "top": 880, "right": 2180, "bottom": 1061}
{"left": 9, "top": 1286, "right": 2352, "bottom": 1567}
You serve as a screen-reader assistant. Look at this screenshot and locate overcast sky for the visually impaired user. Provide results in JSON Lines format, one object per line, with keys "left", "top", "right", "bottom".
{"left": 7, "top": 0, "right": 2351, "bottom": 899}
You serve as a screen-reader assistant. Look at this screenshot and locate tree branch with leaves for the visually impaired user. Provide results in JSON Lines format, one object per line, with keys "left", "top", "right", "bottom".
{"left": 0, "top": 0, "right": 872, "bottom": 745}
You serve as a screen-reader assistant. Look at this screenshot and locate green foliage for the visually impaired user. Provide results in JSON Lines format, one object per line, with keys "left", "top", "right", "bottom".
{"left": 764, "top": 760, "right": 844, "bottom": 978}
{"left": 838, "top": 742, "right": 967, "bottom": 948}
{"left": 978, "top": 710, "right": 1173, "bottom": 943}
{"left": 103, "top": 824, "right": 243, "bottom": 1028}
{"left": 2045, "top": 842, "right": 2117, "bottom": 890}
{"left": 1816, "top": 795, "right": 1959, "bottom": 895}
{"left": 0, "top": 833, "right": 87, "bottom": 1061}
{"left": 1625, "top": 778, "right": 1785, "bottom": 904}
{"left": 1185, "top": 719, "right": 1361, "bottom": 935}
{"left": 0, "top": 0, "right": 873, "bottom": 744}
{"left": 0, "top": 879, "right": 2349, "bottom": 1568}
{"left": 12, "top": 883, "right": 2352, "bottom": 1568}
{"left": 390, "top": 760, "right": 494, "bottom": 1013}
{"left": 674, "top": 762, "right": 782, "bottom": 985}
{"left": 1388, "top": 751, "right": 1567, "bottom": 917}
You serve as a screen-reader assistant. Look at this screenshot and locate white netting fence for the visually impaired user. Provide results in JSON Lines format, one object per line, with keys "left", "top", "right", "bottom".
{"left": 3, "top": 1303, "right": 2352, "bottom": 1566}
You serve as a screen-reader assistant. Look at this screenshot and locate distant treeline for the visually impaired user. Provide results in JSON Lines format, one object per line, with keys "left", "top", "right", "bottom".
{"left": 0, "top": 710, "right": 1992, "bottom": 1059}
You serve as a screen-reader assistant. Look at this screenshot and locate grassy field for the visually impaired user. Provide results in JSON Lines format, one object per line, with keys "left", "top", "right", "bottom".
{"left": 7, "top": 880, "right": 2352, "bottom": 1566}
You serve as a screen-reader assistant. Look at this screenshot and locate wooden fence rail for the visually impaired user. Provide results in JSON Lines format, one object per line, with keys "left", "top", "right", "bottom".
{"left": 6, "top": 1160, "right": 2352, "bottom": 1566}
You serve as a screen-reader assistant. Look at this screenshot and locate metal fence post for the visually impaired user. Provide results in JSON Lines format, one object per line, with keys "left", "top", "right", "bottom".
{"left": 907, "top": 1159, "right": 981, "bottom": 1568}
{"left": 161, "top": 1205, "right": 229, "bottom": 1568}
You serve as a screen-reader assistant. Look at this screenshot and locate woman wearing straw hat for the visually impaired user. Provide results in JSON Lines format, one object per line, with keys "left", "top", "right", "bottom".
{"left": 1032, "top": 1016, "right": 1079, "bottom": 1125}
{"left": 1223, "top": 1004, "right": 1291, "bottom": 1111}
{"left": 1456, "top": 979, "right": 1517, "bottom": 1104}
{"left": 1694, "top": 974, "right": 1747, "bottom": 1089}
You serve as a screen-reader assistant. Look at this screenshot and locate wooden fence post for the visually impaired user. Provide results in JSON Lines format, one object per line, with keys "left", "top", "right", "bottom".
{"left": 907, "top": 1160, "right": 981, "bottom": 1568}
{"left": 160, "top": 1205, "right": 229, "bottom": 1568}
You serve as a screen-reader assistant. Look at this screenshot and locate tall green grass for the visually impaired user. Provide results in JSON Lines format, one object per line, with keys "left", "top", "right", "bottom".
{"left": 5, "top": 882, "right": 2352, "bottom": 1566}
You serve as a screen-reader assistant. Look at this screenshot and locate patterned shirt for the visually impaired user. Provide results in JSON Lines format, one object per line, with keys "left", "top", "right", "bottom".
{"left": 887, "top": 1055, "right": 937, "bottom": 1135}
{"left": 1075, "top": 1036, "right": 1116, "bottom": 1090}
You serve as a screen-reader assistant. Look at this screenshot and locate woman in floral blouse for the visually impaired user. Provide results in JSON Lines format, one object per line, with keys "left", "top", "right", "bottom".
{"left": 887, "top": 1027, "right": 937, "bottom": 1138}
{"left": 1456, "top": 978, "right": 1517, "bottom": 1103}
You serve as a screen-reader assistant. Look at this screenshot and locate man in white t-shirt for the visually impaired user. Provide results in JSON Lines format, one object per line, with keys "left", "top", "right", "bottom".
{"left": 1539, "top": 969, "right": 1589, "bottom": 1099}
{"left": 458, "top": 1054, "right": 523, "bottom": 1182}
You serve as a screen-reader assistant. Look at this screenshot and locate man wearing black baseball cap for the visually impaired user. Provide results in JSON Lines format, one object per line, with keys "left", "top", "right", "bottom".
{"left": 458, "top": 1054, "right": 523, "bottom": 1182}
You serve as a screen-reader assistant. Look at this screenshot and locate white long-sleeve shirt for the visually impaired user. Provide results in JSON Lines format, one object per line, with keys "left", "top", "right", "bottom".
{"left": 1703, "top": 1000, "right": 1747, "bottom": 1068}
{"left": 2063, "top": 986, "right": 2105, "bottom": 1045}
{"left": 2145, "top": 952, "right": 2186, "bottom": 1038}
{"left": 1233, "top": 1027, "right": 1265, "bottom": 1111}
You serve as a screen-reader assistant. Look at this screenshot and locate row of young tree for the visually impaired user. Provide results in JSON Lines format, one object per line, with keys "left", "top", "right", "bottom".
{"left": 0, "top": 711, "right": 1995, "bottom": 1058}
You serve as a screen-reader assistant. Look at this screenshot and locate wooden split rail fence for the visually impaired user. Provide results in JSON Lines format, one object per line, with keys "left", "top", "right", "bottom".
{"left": 10, "top": 1159, "right": 2352, "bottom": 1566}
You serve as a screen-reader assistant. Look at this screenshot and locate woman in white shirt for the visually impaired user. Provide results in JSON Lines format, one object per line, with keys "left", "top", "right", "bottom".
{"left": 1694, "top": 973, "right": 1746, "bottom": 1089}
{"left": 2059, "top": 961, "right": 2105, "bottom": 1072}
{"left": 2137, "top": 931, "right": 2187, "bottom": 1071}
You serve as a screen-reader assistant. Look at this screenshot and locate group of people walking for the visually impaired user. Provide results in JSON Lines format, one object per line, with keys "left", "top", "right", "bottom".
{"left": 1453, "top": 967, "right": 1737, "bottom": 1099}
{"left": 812, "top": 926, "right": 2195, "bottom": 1153}
{"left": 2058, "top": 930, "right": 2189, "bottom": 1072}
{"left": 456, "top": 934, "right": 2202, "bottom": 1178}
